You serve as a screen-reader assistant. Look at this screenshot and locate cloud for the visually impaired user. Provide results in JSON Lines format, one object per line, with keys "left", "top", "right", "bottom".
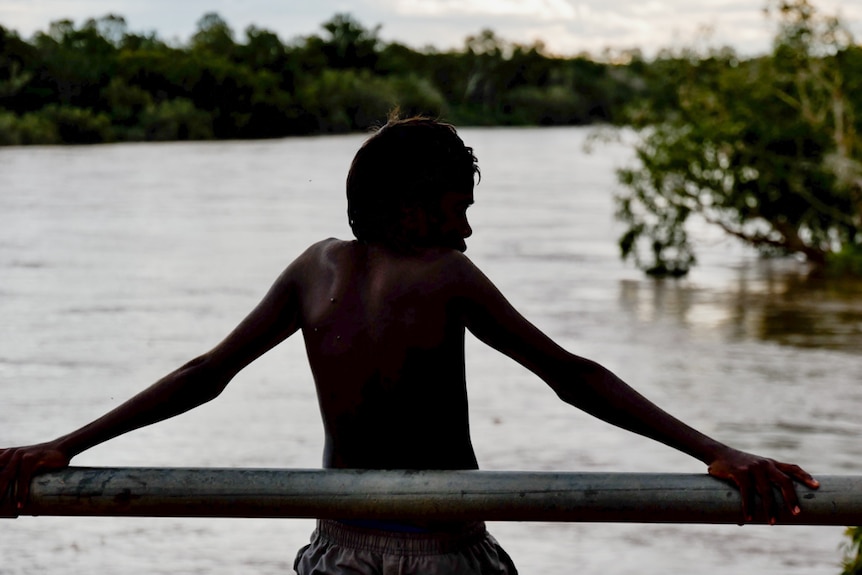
{"left": 380, "top": 0, "right": 776, "bottom": 55}
{"left": 1, "top": 0, "right": 859, "bottom": 57}
{"left": 393, "top": 0, "right": 577, "bottom": 21}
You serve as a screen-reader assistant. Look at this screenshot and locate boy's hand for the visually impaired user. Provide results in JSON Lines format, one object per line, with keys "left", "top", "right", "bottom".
{"left": 707, "top": 447, "right": 820, "bottom": 524}
{"left": 0, "top": 443, "right": 70, "bottom": 515}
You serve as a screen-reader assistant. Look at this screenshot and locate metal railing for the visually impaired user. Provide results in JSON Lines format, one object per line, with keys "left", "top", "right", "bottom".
{"left": 5, "top": 467, "right": 858, "bottom": 525}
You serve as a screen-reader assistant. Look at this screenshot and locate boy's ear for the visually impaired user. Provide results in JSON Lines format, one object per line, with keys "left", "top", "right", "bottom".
{"left": 400, "top": 205, "right": 429, "bottom": 237}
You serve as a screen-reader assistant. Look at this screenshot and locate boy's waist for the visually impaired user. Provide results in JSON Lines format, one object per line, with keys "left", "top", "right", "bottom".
{"left": 320, "top": 519, "right": 488, "bottom": 554}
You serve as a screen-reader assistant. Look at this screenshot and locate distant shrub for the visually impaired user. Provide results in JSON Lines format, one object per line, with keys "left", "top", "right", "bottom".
{"left": 0, "top": 109, "right": 61, "bottom": 145}
{"left": 102, "top": 77, "right": 153, "bottom": 126}
{"left": 140, "top": 98, "right": 214, "bottom": 141}
{"left": 296, "top": 69, "right": 448, "bottom": 133}
{"left": 388, "top": 74, "right": 447, "bottom": 119}
{"left": 502, "top": 85, "right": 584, "bottom": 125}
{"left": 0, "top": 111, "right": 22, "bottom": 145}
{"left": 41, "top": 105, "right": 113, "bottom": 144}
{"left": 298, "top": 69, "right": 391, "bottom": 132}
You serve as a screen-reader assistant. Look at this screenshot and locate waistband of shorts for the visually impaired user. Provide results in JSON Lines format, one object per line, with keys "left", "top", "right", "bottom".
{"left": 315, "top": 519, "right": 488, "bottom": 555}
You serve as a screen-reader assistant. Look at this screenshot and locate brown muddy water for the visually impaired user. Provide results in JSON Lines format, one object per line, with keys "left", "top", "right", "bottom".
{"left": 1, "top": 127, "right": 861, "bottom": 574}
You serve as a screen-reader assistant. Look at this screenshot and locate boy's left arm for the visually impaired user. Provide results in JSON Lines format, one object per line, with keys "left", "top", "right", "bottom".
{"left": 454, "top": 254, "right": 819, "bottom": 523}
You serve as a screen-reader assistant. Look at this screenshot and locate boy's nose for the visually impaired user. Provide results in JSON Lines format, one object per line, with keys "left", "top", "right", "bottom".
{"left": 463, "top": 223, "right": 472, "bottom": 238}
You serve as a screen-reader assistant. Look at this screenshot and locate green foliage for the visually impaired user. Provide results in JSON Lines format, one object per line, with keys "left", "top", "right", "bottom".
{"left": 826, "top": 246, "right": 862, "bottom": 277}
{"left": 0, "top": 104, "right": 109, "bottom": 145}
{"left": 42, "top": 105, "right": 113, "bottom": 143}
{"left": 0, "top": 26, "right": 35, "bottom": 100}
{"left": 502, "top": 85, "right": 583, "bottom": 125}
{"left": 0, "top": 10, "right": 664, "bottom": 145}
{"left": 102, "top": 77, "right": 152, "bottom": 126}
{"left": 295, "top": 69, "right": 446, "bottom": 133}
{"left": 385, "top": 74, "right": 447, "bottom": 119}
{"left": 842, "top": 527, "right": 862, "bottom": 575}
{"left": 319, "top": 13, "right": 380, "bottom": 70}
{"left": 297, "top": 68, "right": 388, "bottom": 132}
{"left": 616, "top": 0, "right": 862, "bottom": 276}
{"left": 0, "top": 109, "right": 58, "bottom": 145}
{"left": 30, "top": 17, "right": 119, "bottom": 109}
{"left": 140, "top": 98, "right": 213, "bottom": 141}
{"left": 191, "top": 13, "right": 236, "bottom": 57}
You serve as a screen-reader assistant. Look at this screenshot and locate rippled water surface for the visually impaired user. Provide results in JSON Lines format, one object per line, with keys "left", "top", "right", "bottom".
{"left": 1, "top": 127, "right": 861, "bottom": 574}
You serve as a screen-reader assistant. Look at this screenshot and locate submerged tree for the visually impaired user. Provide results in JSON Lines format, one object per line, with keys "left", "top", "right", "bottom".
{"left": 616, "top": 0, "right": 862, "bottom": 276}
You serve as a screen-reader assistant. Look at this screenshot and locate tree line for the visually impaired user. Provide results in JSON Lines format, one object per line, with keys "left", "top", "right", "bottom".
{"left": 0, "top": 12, "right": 643, "bottom": 144}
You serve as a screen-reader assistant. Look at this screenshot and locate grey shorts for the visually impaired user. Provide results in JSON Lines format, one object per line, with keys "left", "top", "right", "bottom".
{"left": 293, "top": 520, "right": 518, "bottom": 574}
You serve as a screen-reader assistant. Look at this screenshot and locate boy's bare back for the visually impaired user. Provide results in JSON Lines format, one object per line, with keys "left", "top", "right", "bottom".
{"left": 296, "top": 238, "right": 478, "bottom": 470}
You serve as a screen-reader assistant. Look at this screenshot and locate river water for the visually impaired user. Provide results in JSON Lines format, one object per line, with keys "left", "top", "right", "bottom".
{"left": 1, "top": 127, "right": 861, "bottom": 574}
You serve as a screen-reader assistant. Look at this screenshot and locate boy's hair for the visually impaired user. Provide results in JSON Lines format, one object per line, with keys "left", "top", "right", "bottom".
{"left": 346, "top": 115, "right": 479, "bottom": 248}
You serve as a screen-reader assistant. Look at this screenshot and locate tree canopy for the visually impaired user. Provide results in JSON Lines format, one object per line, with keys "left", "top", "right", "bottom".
{"left": 616, "top": 0, "right": 862, "bottom": 276}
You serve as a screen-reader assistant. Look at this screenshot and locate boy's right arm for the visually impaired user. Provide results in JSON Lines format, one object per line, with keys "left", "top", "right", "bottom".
{"left": 0, "top": 256, "right": 306, "bottom": 512}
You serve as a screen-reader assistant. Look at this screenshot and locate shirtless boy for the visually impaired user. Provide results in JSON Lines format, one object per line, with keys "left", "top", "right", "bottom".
{"left": 0, "top": 116, "right": 819, "bottom": 574}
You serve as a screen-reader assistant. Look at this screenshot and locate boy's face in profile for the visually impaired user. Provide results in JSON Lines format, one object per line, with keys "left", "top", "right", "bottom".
{"left": 429, "top": 188, "right": 474, "bottom": 253}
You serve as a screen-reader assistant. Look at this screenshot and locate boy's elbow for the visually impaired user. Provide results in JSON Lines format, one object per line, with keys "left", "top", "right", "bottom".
{"left": 534, "top": 355, "right": 577, "bottom": 402}
{"left": 548, "top": 379, "right": 583, "bottom": 407}
{"left": 178, "top": 353, "right": 234, "bottom": 402}
{"left": 543, "top": 355, "right": 605, "bottom": 407}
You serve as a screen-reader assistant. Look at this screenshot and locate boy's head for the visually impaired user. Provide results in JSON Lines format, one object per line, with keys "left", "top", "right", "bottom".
{"left": 346, "top": 115, "right": 479, "bottom": 252}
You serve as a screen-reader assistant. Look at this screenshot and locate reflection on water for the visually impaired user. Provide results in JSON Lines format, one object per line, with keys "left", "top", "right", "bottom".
{"left": 751, "top": 271, "right": 862, "bottom": 351}
{"left": 619, "top": 260, "right": 862, "bottom": 353}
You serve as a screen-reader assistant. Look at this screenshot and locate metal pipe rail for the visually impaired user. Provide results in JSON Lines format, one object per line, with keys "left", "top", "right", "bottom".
{"left": 6, "top": 467, "right": 859, "bottom": 525}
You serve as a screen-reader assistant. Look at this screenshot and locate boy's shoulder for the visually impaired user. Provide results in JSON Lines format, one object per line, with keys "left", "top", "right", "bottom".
{"left": 302, "top": 237, "right": 475, "bottom": 266}
{"left": 292, "top": 238, "right": 486, "bottom": 291}
{"left": 289, "top": 237, "right": 349, "bottom": 267}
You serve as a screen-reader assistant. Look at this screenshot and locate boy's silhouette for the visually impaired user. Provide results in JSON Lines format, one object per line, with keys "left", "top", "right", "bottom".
{"left": 0, "top": 116, "right": 819, "bottom": 574}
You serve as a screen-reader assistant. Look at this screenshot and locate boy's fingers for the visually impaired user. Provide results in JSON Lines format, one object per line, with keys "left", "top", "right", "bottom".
{"left": 713, "top": 457, "right": 820, "bottom": 524}
{"left": 3, "top": 452, "right": 38, "bottom": 508}
{"left": 0, "top": 447, "right": 70, "bottom": 514}
{"left": 776, "top": 462, "right": 819, "bottom": 517}
{"left": 777, "top": 478, "right": 802, "bottom": 516}
{"left": 770, "top": 466, "right": 803, "bottom": 517}
{"left": 12, "top": 453, "right": 35, "bottom": 507}
{"left": 753, "top": 470, "right": 778, "bottom": 524}
{"left": 0, "top": 452, "right": 20, "bottom": 507}
{"left": 779, "top": 462, "right": 820, "bottom": 489}
{"left": 18, "top": 450, "right": 71, "bottom": 508}
{"left": 709, "top": 463, "right": 754, "bottom": 523}
{"left": 761, "top": 461, "right": 820, "bottom": 522}
{"left": 731, "top": 474, "right": 754, "bottom": 523}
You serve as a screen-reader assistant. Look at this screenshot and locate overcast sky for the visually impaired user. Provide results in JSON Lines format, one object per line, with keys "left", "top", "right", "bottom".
{"left": 1, "top": 0, "right": 860, "bottom": 57}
